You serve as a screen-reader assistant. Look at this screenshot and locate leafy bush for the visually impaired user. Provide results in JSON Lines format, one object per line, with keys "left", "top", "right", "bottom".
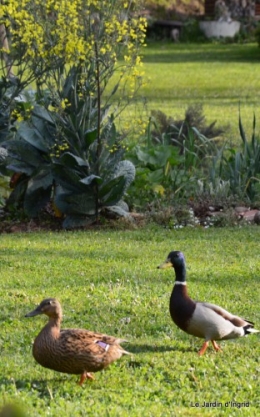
{"left": 2, "top": 79, "right": 135, "bottom": 228}
{"left": 127, "top": 109, "right": 221, "bottom": 209}
{"left": 191, "top": 114, "right": 260, "bottom": 206}
{"left": 150, "top": 104, "right": 226, "bottom": 147}
{"left": 127, "top": 139, "right": 180, "bottom": 208}
{"left": 127, "top": 108, "right": 260, "bottom": 213}
{"left": 180, "top": 18, "right": 206, "bottom": 43}
{"left": 219, "top": 114, "right": 260, "bottom": 202}
{"left": 0, "top": 1, "right": 146, "bottom": 227}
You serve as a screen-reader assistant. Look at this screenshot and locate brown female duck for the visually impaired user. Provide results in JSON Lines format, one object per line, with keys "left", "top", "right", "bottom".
{"left": 158, "top": 251, "right": 259, "bottom": 355}
{"left": 25, "top": 298, "right": 130, "bottom": 385}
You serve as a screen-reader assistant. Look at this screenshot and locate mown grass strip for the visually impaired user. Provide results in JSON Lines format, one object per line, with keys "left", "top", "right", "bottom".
{"left": 1, "top": 226, "right": 259, "bottom": 415}
{"left": 118, "top": 42, "right": 260, "bottom": 143}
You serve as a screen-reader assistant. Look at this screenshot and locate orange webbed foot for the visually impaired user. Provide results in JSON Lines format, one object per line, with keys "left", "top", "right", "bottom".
{"left": 198, "top": 341, "right": 209, "bottom": 356}
{"left": 78, "top": 372, "right": 95, "bottom": 386}
{"left": 211, "top": 340, "right": 221, "bottom": 352}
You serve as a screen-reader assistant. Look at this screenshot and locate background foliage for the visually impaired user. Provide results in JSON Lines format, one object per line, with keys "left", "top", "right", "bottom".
{"left": 1, "top": 4, "right": 260, "bottom": 224}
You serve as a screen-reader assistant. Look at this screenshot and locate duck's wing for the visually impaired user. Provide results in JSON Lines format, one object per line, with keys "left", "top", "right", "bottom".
{"left": 54, "top": 329, "right": 129, "bottom": 372}
{"left": 60, "top": 328, "right": 128, "bottom": 353}
{"left": 200, "top": 302, "right": 253, "bottom": 327}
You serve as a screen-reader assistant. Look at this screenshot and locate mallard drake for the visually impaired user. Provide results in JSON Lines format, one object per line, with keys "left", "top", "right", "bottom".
{"left": 158, "top": 251, "right": 259, "bottom": 355}
{"left": 25, "top": 298, "right": 130, "bottom": 385}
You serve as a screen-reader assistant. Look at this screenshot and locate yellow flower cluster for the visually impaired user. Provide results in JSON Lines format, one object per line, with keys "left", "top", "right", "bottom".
{"left": 48, "top": 97, "right": 71, "bottom": 113}
{"left": 10, "top": 104, "right": 34, "bottom": 123}
{"left": 11, "top": 108, "right": 23, "bottom": 122}
{"left": 1, "top": 0, "right": 146, "bottom": 69}
{"left": 50, "top": 140, "right": 70, "bottom": 159}
{"left": 0, "top": 0, "right": 147, "bottom": 122}
{"left": 108, "top": 142, "right": 128, "bottom": 154}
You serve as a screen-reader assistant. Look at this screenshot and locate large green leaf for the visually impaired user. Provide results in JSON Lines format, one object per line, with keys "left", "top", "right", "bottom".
{"left": 0, "top": 115, "right": 9, "bottom": 144}
{"left": 80, "top": 174, "right": 101, "bottom": 185}
{"left": 99, "top": 176, "right": 126, "bottom": 206}
{"left": 62, "top": 66, "right": 77, "bottom": 99}
{"left": 18, "top": 122, "right": 50, "bottom": 153}
{"left": 112, "top": 160, "right": 135, "bottom": 191}
{"left": 105, "top": 204, "right": 131, "bottom": 219}
{"left": 4, "top": 139, "right": 45, "bottom": 169}
{"left": 26, "top": 169, "right": 53, "bottom": 194}
{"left": 0, "top": 147, "right": 8, "bottom": 173}
{"left": 135, "top": 145, "right": 178, "bottom": 168}
{"left": 84, "top": 128, "right": 97, "bottom": 147}
{"left": 55, "top": 191, "right": 96, "bottom": 215}
{"left": 7, "top": 161, "right": 34, "bottom": 175}
{"left": 32, "top": 105, "right": 55, "bottom": 124}
{"left": 52, "top": 164, "right": 88, "bottom": 192}
{"left": 23, "top": 169, "right": 53, "bottom": 216}
{"left": 24, "top": 184, "right": 52, "bottom": 216}
{"left": 0, "top": 146, "right": 8, "bottom": 162}
{"left": 147, "top": 169, "right": 164, "bottom": 183}
{"left": 7, "top": 179, "right": 27, "bottom": 207}
{"left": 99, "top": 145, "right": 125, "bottom": 176}
{"left": 31, "top": 116, "right": 56, "bottom": 148}
{"left": 59, "top": 152, "right": 90, "bottom": 170}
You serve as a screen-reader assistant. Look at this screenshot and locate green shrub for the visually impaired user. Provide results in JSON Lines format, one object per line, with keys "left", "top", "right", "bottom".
{"left": 1, "top": 74, "right": 135, "bottom": 228}
{"left": 180, "top": 18, "right": 206, "bottom": 43}
{"left": 127, "top": 108, "right": 221, "bottom": 209}
{"left": 219, "top": 114, "right": 260, "bottom": 202}
{"left": 150, "top": 104, "right": 226, "bottom": 146}
{"left": 127, "top": 108, "right": 260, "bottom": 212}
{"left": 0, "top": 1, "right": 147, "bottom": 227}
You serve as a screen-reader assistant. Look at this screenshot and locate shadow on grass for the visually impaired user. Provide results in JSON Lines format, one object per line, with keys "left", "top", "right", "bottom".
{"left": 126, "top": 343, "right": 194, "bottom": 354}
{"left": 143, "top": 44, "right": 260, "bottom": 64}
{"left": 0, "top": 376, "right": 72, "bottom": 397}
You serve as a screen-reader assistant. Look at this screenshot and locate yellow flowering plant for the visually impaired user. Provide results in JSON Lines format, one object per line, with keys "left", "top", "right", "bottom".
{"left": 0, "top": 0, "right": 146, "bottom": 226}
{"left": 0, "top": 0, "right": 146, "bottom": 97}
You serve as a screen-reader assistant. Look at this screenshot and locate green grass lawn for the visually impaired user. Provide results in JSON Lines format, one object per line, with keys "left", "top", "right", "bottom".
{"left": 1, "top": 226, "right": 260, "bottom": 416}
{"left": 119, "top": 42, "right": 260, "bottom": 144}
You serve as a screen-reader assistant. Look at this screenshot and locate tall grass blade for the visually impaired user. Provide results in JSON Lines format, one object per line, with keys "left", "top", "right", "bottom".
{"left": 251, "top": 113, "right": 256, "bottom": 152}
{"left": 239, "top": 111, "right": 246, "bottom": 145}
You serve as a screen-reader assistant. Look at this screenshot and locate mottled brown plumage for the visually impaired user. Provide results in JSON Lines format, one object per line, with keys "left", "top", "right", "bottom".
{"left": 25, "top": 298, "right": 130, "bottom": 385}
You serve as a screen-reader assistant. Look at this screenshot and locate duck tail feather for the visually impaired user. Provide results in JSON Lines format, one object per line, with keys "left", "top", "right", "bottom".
{"left": 115, "top": 338, "right": 131, "bottom": 355}
{"left": 116, "top": 338, "right": 128, "bottom": 344}
{"left": 244, "top": 325, "right": 259, "bottom": 335}
{"left": 120, "top": 348, "right": 131, "bottom": 355}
